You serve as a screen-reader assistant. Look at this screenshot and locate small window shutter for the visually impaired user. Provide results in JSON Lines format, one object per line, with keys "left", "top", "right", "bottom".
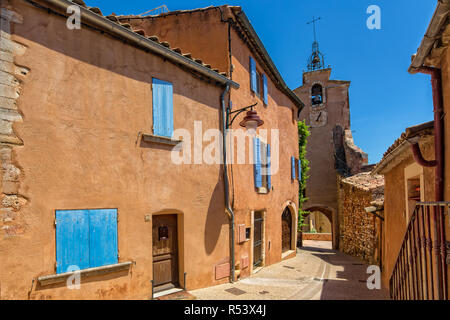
{"left": 267, "top": 144, "right": 271, "bottom": 190}
{"left": 152, "top": 78, "right": 174, "bottom": 138}
{"left": 253, "top": 137, "right": 262, "bottom": 188}
{"left": 298, "top": 159, "right": 301, "bottom": 181}
{"left": 250, "top": 57, "right": 257, "bottom": 93}
{"left": 89, "top": 209, "right": 118, "bottom": 268}
{"left": 56, "top": 210, "right": 90, "bottom": 274}
{"left": 291, "top": 156, "right": 296, "bottom": 180}
{"left": 262, "top": 74, "right": 268, "bottom": 105}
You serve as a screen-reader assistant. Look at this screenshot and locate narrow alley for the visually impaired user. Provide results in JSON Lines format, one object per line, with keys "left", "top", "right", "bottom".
{"left": 189, "top": 241, "right": 389, "bottom": 300}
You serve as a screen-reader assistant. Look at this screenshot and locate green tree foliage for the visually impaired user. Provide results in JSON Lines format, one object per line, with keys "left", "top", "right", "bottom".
{"left": 298, "top": 120, "right": 311, "bottom": 232}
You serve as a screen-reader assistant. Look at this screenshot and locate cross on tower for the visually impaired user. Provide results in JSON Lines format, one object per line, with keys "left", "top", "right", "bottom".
{"left": 307, "top": 16, "right": 321, "bottom": 44}
{"left": 306, "top": 16, "right": 326, "bottom": 71}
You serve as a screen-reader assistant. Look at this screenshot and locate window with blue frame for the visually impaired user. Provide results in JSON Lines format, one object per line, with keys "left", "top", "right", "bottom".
{"left": 253, "top": 137, "right": 271, "bottom": 191}
{"left": 55, "top": 209, "right": 118, "bottom": 274}
{"left": 152, "top": 78, "right": 174, "bottom": 138}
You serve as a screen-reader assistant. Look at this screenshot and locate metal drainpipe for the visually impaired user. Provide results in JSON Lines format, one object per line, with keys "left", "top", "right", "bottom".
{"left": 221, "top": 84, "right": 235, "bottom": 283}
{"left": 411, "top": 142, "right": 437, "bottom": 167}
{"left": 416, "top": 66, "right": 445, "bottom": 299}
{"left": 415, "top": 67, "right": 444, "bottom": 201}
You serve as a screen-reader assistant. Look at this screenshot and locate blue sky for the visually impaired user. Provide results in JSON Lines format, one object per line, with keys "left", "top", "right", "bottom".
{"left": 86, "top": 0, "right": 436, "bottom": 163}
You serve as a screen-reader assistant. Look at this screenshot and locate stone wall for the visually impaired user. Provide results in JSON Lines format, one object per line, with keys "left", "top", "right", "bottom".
{"left": 338, "top": 181, "right": 380, "bottom": 265}
{"left": 0, "top": 3, "right": 28, "bottom": 239}
{"left": 302, "top": 233, "right": 332, "bottom": 241}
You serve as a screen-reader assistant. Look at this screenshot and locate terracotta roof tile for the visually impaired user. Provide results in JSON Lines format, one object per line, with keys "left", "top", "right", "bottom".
{"left": 88, "top": 7, "right": 102, "bottom": 15}
{"left": 341, "top": 172, "right": 384, "bottom": 192}
{"left": 133, "top": 29, "right": 145, "bottom": 36}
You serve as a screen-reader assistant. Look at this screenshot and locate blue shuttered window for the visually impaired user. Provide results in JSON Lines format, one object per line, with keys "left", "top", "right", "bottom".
{"left": 298, "top": 159, "right": 301, "bottom": 181}
{"left": 56, "top": 209, "right": 118, "bottom": 274}
{"left": 253, "top": 137, "right": 262, "bottom": 188}
{"left": 267, "top": 144, "right": 271, "bottom": 190}
{"left": 152, "top": 78, "right": 174, "bottom": 138}
{"left": 262, "top": 74, "right": 268, "bottom": 105}
{"left": 291, "top": 156, "right": 296, "bottom": 180}
{"left": 250, "top": 56, "right": 257, "bottom": 93}
{"left": 56, "top": 210, "right": 90, "bottom": 274}
{"left": 89, "top": 209, "right": 118, "bottom": 269}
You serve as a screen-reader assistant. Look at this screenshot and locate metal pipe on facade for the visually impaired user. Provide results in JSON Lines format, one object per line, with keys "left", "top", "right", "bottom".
{"left": 221, "top": 84, "right": 235, "bottom": 283}
{"left": 415, "top": 66, "right": 445, "bottom": 299}
{"left": 415, "top": 67, "right": 444, "bottom": 202}
{"left": 411, "top": 143, "right": 437, "bottom": 167}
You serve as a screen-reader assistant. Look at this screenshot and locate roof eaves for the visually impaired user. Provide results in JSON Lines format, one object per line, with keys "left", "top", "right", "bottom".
{"left": 408, "top": 0, "right": 450, "bottom": 73}
{"left": 40, "top": 0, "right": 239, "bottom": 89}
{"left": 372, "top": 121, "right": 435, "bottom": 175}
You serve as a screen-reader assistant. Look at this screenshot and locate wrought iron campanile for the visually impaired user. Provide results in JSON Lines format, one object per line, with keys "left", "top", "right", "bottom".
{"left": 307, "top": 16, "right": 326, "bottom": 71}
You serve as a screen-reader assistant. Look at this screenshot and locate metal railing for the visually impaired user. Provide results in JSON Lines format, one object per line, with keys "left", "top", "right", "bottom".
{"left": 389, "top": 202, "right": 449, "bottom": 300}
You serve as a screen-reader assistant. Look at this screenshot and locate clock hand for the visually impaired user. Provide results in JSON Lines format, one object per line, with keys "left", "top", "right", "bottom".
{"left": 316, "top": 112, "right": 322, "bottom": 122}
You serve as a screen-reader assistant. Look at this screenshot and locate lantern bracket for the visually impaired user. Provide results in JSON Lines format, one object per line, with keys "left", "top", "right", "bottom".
{"left": 227, "top": 102, "right": 258, "bottom": 128}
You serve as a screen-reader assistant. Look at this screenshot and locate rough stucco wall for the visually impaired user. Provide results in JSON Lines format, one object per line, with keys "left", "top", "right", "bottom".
{"left": 0, "top": 0, "right": 230, "bottom": 299}
{"left": 228, "top": 25, "right": 299, "bottom": 274}
{"left": 338, "top": 183, "right": 379, "bottom": 265}
{"left": 381, "top": 142, "right": 435, "bottom": 288}
{"left": 125, "top": 7, "right": 299, "bottom": 276}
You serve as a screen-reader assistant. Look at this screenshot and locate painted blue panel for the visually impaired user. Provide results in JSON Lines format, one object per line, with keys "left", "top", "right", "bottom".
{"left": 89, "top": 209, "right": 118, "bottom": 268}
{"left": 253, "top": 137, "right": 262, "bottom": 188}
{"left": 152, "top": 78, "right": 174, "bottom": 138}
{"left": 56, "top": 210, "right": 90, "bottom": 274}
{"left": 262, "top": 74, "right": 268, "bottom": 105}
{"left": 267, "top": 144, "right": 271, "bottom": 190}
{"left": 291, "top": 156, "right": 296, "bottom": 180}
{"left": 298, "top": 159, "right": 301, "bottom": 181}
{"left": 250, "top": 57, "right": 257, "bottom": 93}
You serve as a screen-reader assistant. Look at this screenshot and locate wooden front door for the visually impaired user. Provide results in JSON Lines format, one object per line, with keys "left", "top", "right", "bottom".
{"left": 152, "top": 215, "right": 179, "bottom": 291}
{"left": 282, "top": 208, "right": 292, "bottom": 253}
{"left": 253, "top": 212, "right": 263, "bottom": 267}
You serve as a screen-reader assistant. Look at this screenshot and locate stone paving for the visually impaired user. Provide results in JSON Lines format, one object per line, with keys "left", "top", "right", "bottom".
{"left": 189, "top": 240, "right": 389, "bottom": 300}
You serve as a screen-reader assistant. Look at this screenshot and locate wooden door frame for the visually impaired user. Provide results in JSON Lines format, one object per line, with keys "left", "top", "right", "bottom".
{"left": 250, "top": 209, "right": 266, "bottom": 274}
{"left": 151, "top": 211, "right": 185, "bottom": 289}
{"left": 281, "top": 202, "right": 297, "bottom": 259}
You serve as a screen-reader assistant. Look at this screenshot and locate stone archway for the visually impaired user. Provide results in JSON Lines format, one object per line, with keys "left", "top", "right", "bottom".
{"left": 303, "top": 205, "right": 338, "bottom": 249}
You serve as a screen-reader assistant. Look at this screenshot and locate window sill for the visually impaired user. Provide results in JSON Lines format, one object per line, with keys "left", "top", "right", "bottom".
{"left": 257, "top": 187, "right": 268, "bottom": 194}
{"left": 37, "top": 261, "right": 133, "bottom": 286}
{"left": 141, "top": 133, "right": 182, "bottom": 146}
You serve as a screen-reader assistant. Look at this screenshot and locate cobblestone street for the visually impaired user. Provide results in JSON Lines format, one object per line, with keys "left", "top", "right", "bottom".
{"left": 190, "top": 240, "right": 389, "bottom": 300}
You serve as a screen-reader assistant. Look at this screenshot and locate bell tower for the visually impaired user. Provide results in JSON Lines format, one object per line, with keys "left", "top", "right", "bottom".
{"left": 293, "top": 19, "right": 368, "bottom": 248}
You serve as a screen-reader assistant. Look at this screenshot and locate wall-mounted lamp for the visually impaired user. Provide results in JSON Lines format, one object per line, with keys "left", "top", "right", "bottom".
{"left": 227, "top": 102, "right": 264, "bottom": 135}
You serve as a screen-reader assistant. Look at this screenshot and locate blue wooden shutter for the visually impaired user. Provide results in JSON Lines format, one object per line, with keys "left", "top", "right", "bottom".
{"left": 298, "top": 159, "right": 301, "bottom": 181}
{"left": 262, "top": 74, "right": 268, "bottom": 105}
{"left": 250, "top": 57, "right": 257, "bottom": 93}
{"left": 253, "top": 137, "right": 262, "bottom": 188}
{"left": 267, "top": 144, "right": 271, "bottom": 190}
{"left": 89, "top": 209, "right": 118, "bottom": 268}
{"left": 56, "top": 210, "right": 90, "bottom": 274}
{"left": 291, "top": 156, "right": 296, "bottom": 180}
{"left": 152, "top": 78, "right": 174, "bottom": 137}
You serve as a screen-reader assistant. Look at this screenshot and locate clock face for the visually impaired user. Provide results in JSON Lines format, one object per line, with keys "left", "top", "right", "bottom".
{"left": 310, "top": 110, "right": 327, "bottom": 127}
